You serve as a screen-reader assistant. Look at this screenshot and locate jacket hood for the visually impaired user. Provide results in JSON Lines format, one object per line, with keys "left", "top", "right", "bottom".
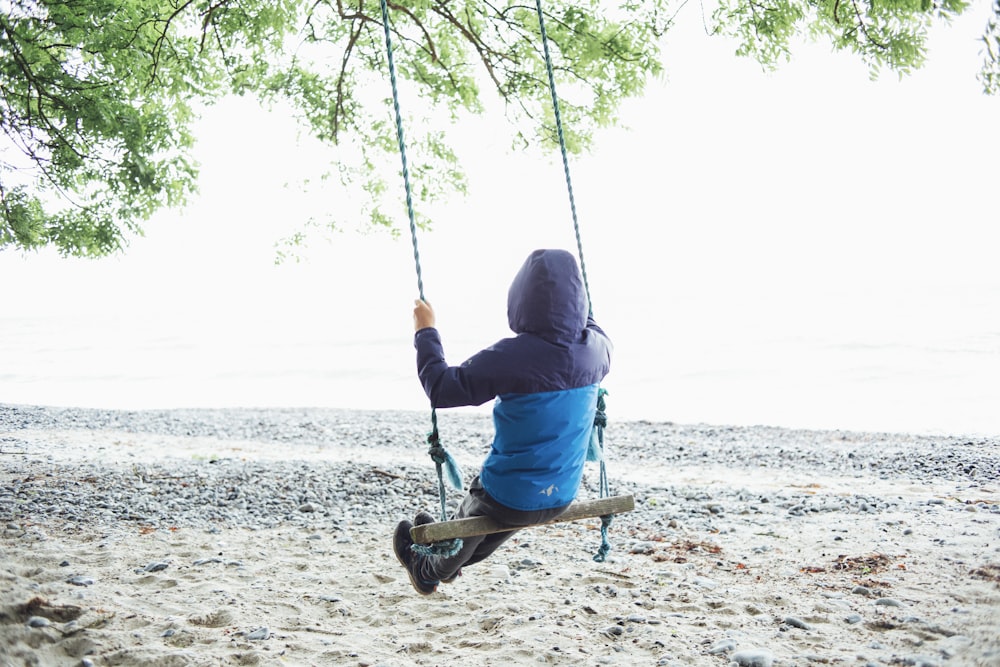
{"left": 507, "top": 249, "right": 589, "bottom": 342}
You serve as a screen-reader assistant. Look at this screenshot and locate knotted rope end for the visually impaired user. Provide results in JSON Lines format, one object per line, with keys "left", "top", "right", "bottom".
{"left": 427, "top": 432, "right": 463, "bottom": 492}
{"left": 412, "top": 537, "right": 464, "bottom": 558}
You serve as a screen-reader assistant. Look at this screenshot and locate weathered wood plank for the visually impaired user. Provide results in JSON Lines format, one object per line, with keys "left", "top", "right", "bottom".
{"left": 410, "top": 494, "right": 635, "bottom": 544}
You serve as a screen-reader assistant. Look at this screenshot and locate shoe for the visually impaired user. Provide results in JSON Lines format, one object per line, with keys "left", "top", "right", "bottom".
{"left": 412, "top": 512, "right": 462, "bottom": 584}
{"left": 393, "top": 520, "right": 438, "bottom": 595}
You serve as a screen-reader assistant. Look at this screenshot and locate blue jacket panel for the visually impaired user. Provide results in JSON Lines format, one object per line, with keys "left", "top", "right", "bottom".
{"left": 481, "top": 385, "right": 600, "bottom": 510}
{"left": 414, "top": 249, "right": 612, "bottom": 511}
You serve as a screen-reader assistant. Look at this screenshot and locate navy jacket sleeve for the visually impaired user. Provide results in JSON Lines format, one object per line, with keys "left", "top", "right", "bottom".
{"left": 414, "top": 316, "right": 611, "bottom": 409}
{"left": 414, "top": 327, "right": 503, "bottom": 408}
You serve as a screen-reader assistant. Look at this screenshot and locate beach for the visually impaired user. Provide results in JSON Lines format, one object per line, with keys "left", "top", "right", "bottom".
{"left": 1, "top": 404, "right": 998, "bottom": 666}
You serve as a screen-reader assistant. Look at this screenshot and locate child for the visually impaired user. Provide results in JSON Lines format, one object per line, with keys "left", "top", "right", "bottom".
{"left": 393, "top": 248, "right": 612, "bottom": 595}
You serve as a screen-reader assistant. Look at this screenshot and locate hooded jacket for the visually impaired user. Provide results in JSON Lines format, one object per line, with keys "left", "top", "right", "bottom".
{"left": 414, "top": 249, "right": 612, "bottom": 511}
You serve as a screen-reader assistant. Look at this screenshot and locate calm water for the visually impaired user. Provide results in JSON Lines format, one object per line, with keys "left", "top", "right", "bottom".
{"left": 3, "top": 291, "right": 998, "bottom": 437}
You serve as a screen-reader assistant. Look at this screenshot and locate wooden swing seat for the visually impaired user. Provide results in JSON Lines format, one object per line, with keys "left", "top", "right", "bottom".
{"left": 409, "top": 494, "right": 635, "bottom": 544}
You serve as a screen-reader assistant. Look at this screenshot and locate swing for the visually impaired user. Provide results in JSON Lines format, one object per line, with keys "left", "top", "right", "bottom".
{"left": 378, "top": 0, "right": 634, "bottom": 562}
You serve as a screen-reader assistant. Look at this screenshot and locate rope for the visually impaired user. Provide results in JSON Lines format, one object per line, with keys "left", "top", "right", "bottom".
{"left": 379, "top": 0, "right": 462, "bottom": 559}
{"left": 590, "top": 388, "right": 613, "bottom": 562}
{"left": 533, "top": 0, "right": 592, "bottom": 316}
{"left": 534, "top": 0, "right": 615, "bottom": 562}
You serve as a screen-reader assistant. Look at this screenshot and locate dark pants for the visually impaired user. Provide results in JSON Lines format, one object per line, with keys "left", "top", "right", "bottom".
{"left": 415, "top": 476, "right": 569, "bottom": 583}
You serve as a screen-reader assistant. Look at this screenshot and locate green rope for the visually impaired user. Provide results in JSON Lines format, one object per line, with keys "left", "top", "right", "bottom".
{"left": 591, "top": 390, "right": 613, "bottom": 562}
{"left": 534, "top": 0, "right": 615, "bottom": 562}
{"left": 533, "top": 0, "right": 593, "bottom": 317}
{"left": 379, "top": 0, "right": 462, "bottom": 559}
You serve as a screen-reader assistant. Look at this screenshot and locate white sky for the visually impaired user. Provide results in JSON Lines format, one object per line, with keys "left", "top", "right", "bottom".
{"left": 2, "top": 3, "right": 998, "bottom": 435}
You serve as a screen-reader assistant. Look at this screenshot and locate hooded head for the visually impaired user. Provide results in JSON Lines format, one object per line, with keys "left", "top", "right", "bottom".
{"left": 507, "top": 249, "right": 589, "bottom": 343}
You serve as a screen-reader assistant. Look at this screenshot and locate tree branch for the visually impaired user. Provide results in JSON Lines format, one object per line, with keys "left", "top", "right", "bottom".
{"left": 430, "top": 1, "right": 504, "bottom": 91}
{"left": 850, "top": 0, "right": 888, "bottom": 50}
{"left": 333, "top": 9, "right": 364, "bottom": 141}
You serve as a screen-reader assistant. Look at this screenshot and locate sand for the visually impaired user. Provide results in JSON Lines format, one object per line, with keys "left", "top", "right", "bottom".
{"left": 1, "top": 406, "right": 998, "bottom": 666}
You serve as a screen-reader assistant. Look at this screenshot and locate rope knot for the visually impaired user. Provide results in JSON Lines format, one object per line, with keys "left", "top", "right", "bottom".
{"left": 426, "top": 432, "right": 446, "bottom": 464}
{"left": 593, "top": 387, "right": 608, "bottom": 427}
{"left": 426, "top": 428, "right": 463, "bottom": 491}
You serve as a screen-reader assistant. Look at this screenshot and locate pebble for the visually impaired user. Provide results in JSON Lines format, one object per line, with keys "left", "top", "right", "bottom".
{"left": 27, "top": 616, "right": 50, "bottom": 628}
{"left": 730, "top": 648, "right": 774, "bottom": 667}
{"left": 67, "top": 576, "right": 95, "bottom": 586}
{"left": 875, "top": 598, "right": 904, "bottom": 607}
{"left": 709, "top": 638, "right": 737, "bottom": 654}
{"left": 488, "top": 565, "right": 510, "bottom": 580}
{"left": 784, "top": 616, "right": 811, "bottom": 630}
{"left": 245, "top": 626, "right": 270, "bottom": 640}
{"left": 630, "top": 542, "right": 656, "bottom": 554}
{"left": 193, "top": 558, "right": 223, "bottom": 566}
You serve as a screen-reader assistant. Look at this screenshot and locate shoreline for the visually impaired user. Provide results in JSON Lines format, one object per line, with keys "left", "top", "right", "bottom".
{"left": 2, "top": 404, "right": 999, "bottom": 666}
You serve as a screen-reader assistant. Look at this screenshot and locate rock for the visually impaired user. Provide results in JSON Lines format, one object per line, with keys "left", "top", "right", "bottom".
{"left": 784, "top": 616, "right": 812, "bottom": 630}
{"left": 193, "top": 558, "right": 223, "bottom": 566}
{"left": 709, "top": 638, "right": 737, "bottom": 654}
{"left": 899, "top": 655, "right": 941, "bottom": 667}
{"left": 731, "top": 648, "right": 774, "bottom": 667}
{"left": 875, "top": 598, "right": 904, "bottom": 607}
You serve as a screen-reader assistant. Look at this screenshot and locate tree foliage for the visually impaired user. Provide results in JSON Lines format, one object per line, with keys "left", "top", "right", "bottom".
{"left": 983, "top": 0, "right": 1000, "bottom": 92}
{"left": 712, "top": 0, "right": 973, "bottom": 77}
{"left": 0, "top": 0, "right": 995, "bottom": 257}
